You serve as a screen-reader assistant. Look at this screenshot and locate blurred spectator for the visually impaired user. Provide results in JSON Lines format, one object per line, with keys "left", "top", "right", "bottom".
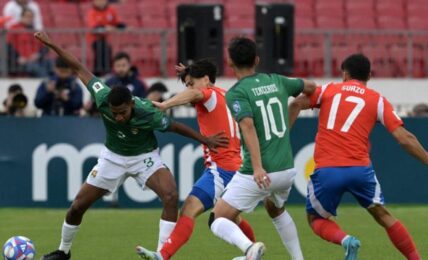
{"left": 7, "top": 8, "right": 50, "bottom": 77}
{"left": 3, "top": 0, "right": 43, "bottom": 30}
{"left": 1, "top": 84, "right": 29, "bottom": 117}
{"left": 409, "top": 103, "right": 428, "bottom": 117}
{"left": 34, "top": 58, "right": 83, "bottom": 116}
{"left": 106, "top": 52, "right": 147, "bottom": 97}
{"left": 146, "top": 82, "right": 168, "bottom": 103}
{"left": 86, "top": 0, "right": 125, "bottom": 76}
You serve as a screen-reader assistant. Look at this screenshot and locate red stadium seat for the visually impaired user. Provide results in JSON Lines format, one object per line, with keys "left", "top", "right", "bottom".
{"left": 316, "top": 16, "right": 345, "bottom": 29}
{"left": 295, "top": 17, "right": 315, "bottom": 29}
{"left": 346, "top": 16, "right": 376, "bottom": 29}
{"left": 407, "top": 17, "right": 428, "bottom": 30}
{"left": 377, "top": 16, "right": 406, "bottom": 30}
{"left": 53, "top": 17, "right": 84, "bottom": 28}
{"left": 331, "top": 45, "right": 358, "bottom": 76}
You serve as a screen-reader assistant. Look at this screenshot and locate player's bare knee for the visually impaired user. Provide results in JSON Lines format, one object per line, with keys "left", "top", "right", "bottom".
{"left": 161, "top": 189, "right": 178, "bottom": 206}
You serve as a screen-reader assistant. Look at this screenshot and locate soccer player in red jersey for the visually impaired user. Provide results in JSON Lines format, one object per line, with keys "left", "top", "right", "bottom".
{"left": 289, "top": 54, "right": 428, "bottom": 260}
{"left": 136, "top": 59, "right": 255, "bottom": 260}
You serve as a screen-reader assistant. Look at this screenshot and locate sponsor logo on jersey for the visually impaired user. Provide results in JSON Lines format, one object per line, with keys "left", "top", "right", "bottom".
{"left": 233, "top": 101, "right": 241, "bottom": 113}
{"left": 161, "top": 117, "right": 169, "bottom": 129}
{"left": 117, "top": 131, "right": 126, "bottom": 139}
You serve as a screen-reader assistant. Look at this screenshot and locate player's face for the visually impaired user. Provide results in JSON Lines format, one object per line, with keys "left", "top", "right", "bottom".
{"left": 184, "top": 75, "right": 209, "bottom": 90}
{"left": 113, "top": 58, "right": 131, "bottom": 78}
{"left": 109, "top": 101, "right": 134, "bottom": 123}
{"left": 93, "top": 0, "right": 108, "bottom": 9}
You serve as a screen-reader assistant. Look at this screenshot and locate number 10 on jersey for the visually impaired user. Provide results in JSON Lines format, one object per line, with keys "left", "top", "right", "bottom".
{"left": 256, "top": 97, "right": 287, "bottom": 141}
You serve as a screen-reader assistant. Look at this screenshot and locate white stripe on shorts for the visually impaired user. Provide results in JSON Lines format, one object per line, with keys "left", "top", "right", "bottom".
{"left": 210, "top": 163, "right": 224, "bottom": 204}
{"left": 372, "top": 174, "right": 382, "bottom": 205}
{"left": 307, "top": 180, "right": 332, "bottom": 218}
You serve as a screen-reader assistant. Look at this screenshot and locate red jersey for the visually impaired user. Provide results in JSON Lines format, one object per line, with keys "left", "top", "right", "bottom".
{"left": 195, "top": 86, "right": 242, "bottom": 171}
{"left": 309, "top": 80, "right": 403, "bottom": 168}
{"left": 7, "top": 23, "right": 42, "bottom": 58}
{"left": 86, "top": 5, "right": 119, "bottom": 43}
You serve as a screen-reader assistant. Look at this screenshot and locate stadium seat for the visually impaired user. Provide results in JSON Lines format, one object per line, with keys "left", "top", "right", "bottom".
{"left": 295, "top": 17, "right": 316, "bottom": 29}
{"left": 376, "top": 2, "right": 405, "bottom": 17}
{"left": 377, "top": 16, "right": 406, "bottom": 30}
{"left": 316, "top": 16, "right": 345, "bottom": 29}
{"left": 346, "top": 16, "right": 376, "bottom": 29}
{"left": 407, "top": 17, "right": 428, "bottom": 30}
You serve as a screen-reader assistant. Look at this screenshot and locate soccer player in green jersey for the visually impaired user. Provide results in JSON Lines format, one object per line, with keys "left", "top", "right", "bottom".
{"left": 34, "top": 32, "right": 228, "bottom": 260}
{"left": 209, "top": 37, "right": 316, "bottom": 260}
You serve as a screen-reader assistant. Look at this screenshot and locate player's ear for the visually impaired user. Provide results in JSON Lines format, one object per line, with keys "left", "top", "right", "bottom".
{"left": 227, "top": 56, "right": 234, "bottom": 68}
{"left": 254, "top": 56, "right": 260, "bottom": 67}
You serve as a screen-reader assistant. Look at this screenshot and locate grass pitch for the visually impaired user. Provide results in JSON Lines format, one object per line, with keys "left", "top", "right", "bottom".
{"left": 1, "top": 205, "right": 427, "bottom": 259}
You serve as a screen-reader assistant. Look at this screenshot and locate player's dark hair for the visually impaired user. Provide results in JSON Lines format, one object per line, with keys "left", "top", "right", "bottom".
{"left": 113, "top": 51, "right": 131, "bottom": 62}
{"left": 108, "top": 86, "right": 132, "bottom": 106}
{"left": 55, "top": 57, "right": 71, "bottom": 69}
{"left": 228, "top": 37, "right": 257, "bottom": 69}
{"left": 341, "top": 54, "right": 371, "bottom": 82}
{"left": 8, "top": 84, "right": 23, "bottom": 94}
{"left": 179, "top": 59, "right": 217, "bottom": 84}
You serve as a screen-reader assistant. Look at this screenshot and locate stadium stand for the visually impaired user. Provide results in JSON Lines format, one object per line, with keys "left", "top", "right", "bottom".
{"left": 0, "top": 0, "right": 428, "bottom": 77}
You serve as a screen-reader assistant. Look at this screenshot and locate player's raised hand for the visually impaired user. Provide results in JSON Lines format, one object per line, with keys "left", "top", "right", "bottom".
{"left": 254, "top": 168, "right": 270, "bottom": 189}
{"left": 34, "top": 31, "right": 53, "bottom": 46}
{"left": 204, "top": 131, "right": 229, "bottom": 153}
{"left": 152, "top": 101, "right": 168, "bottom": 111}
{"left": 175, "top": 63, "right": 186, "bottom": 74}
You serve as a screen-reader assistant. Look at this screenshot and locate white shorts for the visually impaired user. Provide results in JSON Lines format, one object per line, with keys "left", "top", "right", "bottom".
{"left": 86, "top": 147, "right": 166, "bottom": 193}
{"left": 221, "top": 169, "right": 297, "bottom": 213}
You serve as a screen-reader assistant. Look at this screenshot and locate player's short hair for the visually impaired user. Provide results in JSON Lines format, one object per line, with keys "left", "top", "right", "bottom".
{"left": 107, "top": 86, "right": 132, "bottom": 106}
{"left": 179, "top": 59, "right": 217, "bottom": 84}
{"left": 8, "top": 84, "right": 23, "bottom": 94}
{"left": 341, "top": 54, "right": 371, "bottom": 81}
{"left": 113, "top": 52, "right": 131, "bottom": 62}
{"left": 228, "top": 37, "right": 257, "bottom": 69}
{"left": 55, "top": 57, "right": 71, "bottom": 69}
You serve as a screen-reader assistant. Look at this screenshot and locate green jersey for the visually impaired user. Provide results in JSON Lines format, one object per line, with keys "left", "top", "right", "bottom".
{"left": 226, "top": 73, "right": 303, "bottom": 174}
{"left": 88, "top": 77, "right": 171, "bottom": 156}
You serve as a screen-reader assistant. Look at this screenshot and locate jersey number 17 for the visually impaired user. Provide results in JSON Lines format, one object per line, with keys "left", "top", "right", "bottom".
{"left": 327, "top": 94, "right": 365, "bottom": 132}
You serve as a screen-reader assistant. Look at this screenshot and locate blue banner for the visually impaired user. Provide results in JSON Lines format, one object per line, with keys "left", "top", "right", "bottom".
{"left": 0, "top": 117, "right": 426, "bottom": 207}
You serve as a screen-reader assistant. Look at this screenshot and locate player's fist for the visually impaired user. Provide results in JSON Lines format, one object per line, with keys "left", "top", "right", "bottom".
{"left": 152, "top": 101, "right": 168, "bottom": 111}
{"left": 34, "top": 32, "right": 53, "bottom": 46}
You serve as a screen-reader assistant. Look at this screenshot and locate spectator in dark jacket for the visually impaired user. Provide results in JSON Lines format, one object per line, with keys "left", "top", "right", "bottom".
{"left": 34, "top": 57, "right": 83, "bottom": 116}
{"left": 105, "top": 51, "right": 147, "bottom": 97}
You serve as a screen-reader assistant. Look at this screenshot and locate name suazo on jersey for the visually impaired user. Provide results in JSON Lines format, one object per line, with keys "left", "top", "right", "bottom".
{"left": 195, "top": 86, "right": 242, "bottom": 171}
{"left": 309, "top": 80, "right": 403, "bottom": 168}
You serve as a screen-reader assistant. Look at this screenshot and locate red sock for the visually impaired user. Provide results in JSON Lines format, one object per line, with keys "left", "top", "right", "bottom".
{"left": 386, "top": 221, "right": 421, "bottom": 260}
{"left": 311, "top": 218, "right": 347, "bottom": 245}
{"left": 238, "top": 218, "right": 256, "bottom": 242}
{"left": 160, "top": 216, "right": 194, "bottom": 260}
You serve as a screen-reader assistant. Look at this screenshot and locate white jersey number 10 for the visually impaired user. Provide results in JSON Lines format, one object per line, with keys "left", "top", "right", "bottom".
{"left": 327, "top": 94, "right": 365, "bottom": 132}
{"left": 256, "top": 97, "right": 287, "bottom": 141}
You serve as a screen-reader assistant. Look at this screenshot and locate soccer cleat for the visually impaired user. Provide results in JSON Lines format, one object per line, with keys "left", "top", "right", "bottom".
{"left": 136, "top": 246, "right": 163, "bottom": 260}
{"left": 245, "top": 242, "right": 266, "bottom": 260}
{"left": 40, "top": 250, "right": 71, "bottom": 260}
{"left": 342, "top": 236, "right": 361, "bottom": 260}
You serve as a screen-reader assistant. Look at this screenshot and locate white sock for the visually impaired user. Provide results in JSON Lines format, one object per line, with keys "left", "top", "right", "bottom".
{"left": 211, "top": 217, "right": 253, "bottom": 253}
{"left": 59, "top": 221, "right": 79, "bottom": 254}
{"left": 157, "top": 219, "right": 176, "bottom": 251}
{"left": 272, "top": 211, "right": 304, "bottom": 260}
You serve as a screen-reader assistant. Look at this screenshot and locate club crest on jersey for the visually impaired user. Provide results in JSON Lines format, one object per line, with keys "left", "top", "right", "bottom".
{"left": 131, "top": 128, "right": 139, "bottom": 135}
{"left": 233, "top": 101, "right": 241, "bottom": 113}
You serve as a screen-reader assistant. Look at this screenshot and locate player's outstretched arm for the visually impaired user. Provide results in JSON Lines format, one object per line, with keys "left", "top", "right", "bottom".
{"left": 34, "top": 32, "right": 94, "bottom": 86}
{"left": 239, "top": 117, "right": 271, "bottom": 189}
{"left": 152, "top": 88, "right": 204, "bottom": 111}
{"left": 301, "top": 79, "right": 317, "bottom": 95}
{"left": 288, "top": 94, "right": 312, "bottom": 129}
{"left": 167, "top": 121, "right": 229, "bottom": 153}
{"left": 391, "top": 126, "right": 428, "bottom": 165}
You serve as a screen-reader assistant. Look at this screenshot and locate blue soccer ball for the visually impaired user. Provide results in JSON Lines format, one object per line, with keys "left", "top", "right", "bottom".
{"left": 2, "top": 236, "right": 35, "bottom": 260}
